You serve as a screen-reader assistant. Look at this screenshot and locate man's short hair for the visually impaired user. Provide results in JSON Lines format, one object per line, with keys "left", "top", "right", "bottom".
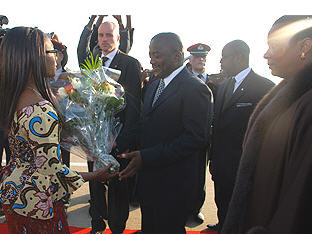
{"left": 226, "top": 40, "right": 250, "bottom": 60}
{"left": 151, "top": 32, "right": 183, "bottom": 52}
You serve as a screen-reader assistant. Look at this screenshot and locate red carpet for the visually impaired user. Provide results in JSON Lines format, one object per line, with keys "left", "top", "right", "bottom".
{"left": 0, "top": 223, "right": 217, "bottom": 233}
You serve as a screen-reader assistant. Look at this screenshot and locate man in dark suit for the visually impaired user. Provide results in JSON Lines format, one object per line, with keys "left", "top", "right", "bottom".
{"left": 119, "top": 32, "right": 213, "bottom": 234}
{"left": 185, "top": 43, "right": 213, "bottom": 224}
{"left": 207, "top": 40, "right": 275, "bottom": 232}
{"left": 78, "top": 21, "right": 141, "bottom": 234}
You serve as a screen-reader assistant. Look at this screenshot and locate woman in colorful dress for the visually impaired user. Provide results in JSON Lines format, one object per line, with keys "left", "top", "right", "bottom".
{"left": 0, "top": 26, "right": 115, "bottom": 234}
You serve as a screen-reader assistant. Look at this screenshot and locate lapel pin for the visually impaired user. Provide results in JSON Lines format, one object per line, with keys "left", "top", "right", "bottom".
{"left": 241, "top": 88, "right": 244, "bottom": 91}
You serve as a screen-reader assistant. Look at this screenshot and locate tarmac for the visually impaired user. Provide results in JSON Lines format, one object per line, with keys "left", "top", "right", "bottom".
{"left": 0, "top": 153, "right": 218, "bottom": 232}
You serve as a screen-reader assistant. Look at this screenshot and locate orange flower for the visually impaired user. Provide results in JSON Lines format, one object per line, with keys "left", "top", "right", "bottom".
{"left": 64, "top": 83, "right": 74, "bottom": 94}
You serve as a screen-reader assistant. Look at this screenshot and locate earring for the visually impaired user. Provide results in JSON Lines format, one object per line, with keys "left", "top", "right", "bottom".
{"left": 300, "top": 52, "right": 306, "bottom": 60}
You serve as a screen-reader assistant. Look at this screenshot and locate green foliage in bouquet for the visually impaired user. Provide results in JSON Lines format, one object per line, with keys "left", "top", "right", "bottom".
{"left": 80, "top": 52, "right": 102, "bottom": 73}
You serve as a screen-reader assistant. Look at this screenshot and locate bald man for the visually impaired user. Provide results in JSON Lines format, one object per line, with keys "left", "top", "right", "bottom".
{"left": 118, "top": 33, "right": 213, "bottom": 234}
{"left": 82, "top": 21, "right": 142, "bottom": 234}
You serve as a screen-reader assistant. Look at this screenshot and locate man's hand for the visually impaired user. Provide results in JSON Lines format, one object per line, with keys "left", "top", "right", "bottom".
{"left": 118, "top": 151, "right": 142, "bottom": 180}
{"left": 113, "top": 15, "right": 124, "bottom": 30}
{"left": 95, "top": 15, "right": 107, "bottom": 28}
{"left": 126, "top": 15, "right": 131, "bottom": 29}
{"left": 87, "top": 15, "right": 97, "bottom": 30}
{"left": 94, "top": 163, "right": 117, "bottom": 182}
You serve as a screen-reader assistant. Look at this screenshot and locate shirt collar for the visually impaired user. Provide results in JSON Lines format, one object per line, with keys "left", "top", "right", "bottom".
{"left": 162, "top": 65, "right": 185, "bottom": 87}
{"left": 234, "top": 67, "right": 251, "bottom": 83}
{"left": 192, "top": 71, "right": 206, "bottom": 77}
{"left": 192, "top": 71, "right": 207, "bottom": 83}
{"left": 101, "top": 49, "right": 118, "bottom": 61}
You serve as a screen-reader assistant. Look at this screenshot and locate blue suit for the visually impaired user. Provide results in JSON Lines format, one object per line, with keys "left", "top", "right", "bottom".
{"left": 138, "top": 67, "right": 213, "bottom": 233}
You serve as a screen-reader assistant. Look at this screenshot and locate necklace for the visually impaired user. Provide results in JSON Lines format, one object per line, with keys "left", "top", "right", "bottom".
{"left": 26, "top": 86, "right": 42, "bottom": 98}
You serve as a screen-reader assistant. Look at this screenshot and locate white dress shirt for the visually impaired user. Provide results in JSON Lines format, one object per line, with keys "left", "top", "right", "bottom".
{"left": 233, "top": 67, "right": 251, "bottom": 93}
{"left": 163, "top": 65, "right": 185, "bottom": 88}
{"left": 101, "top": 49, "right": 118, "bottom": 68}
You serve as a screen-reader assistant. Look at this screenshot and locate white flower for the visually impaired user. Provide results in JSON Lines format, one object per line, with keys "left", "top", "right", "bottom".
{"left": 72, "top": 78, "right": 82, "bottom": 89}
{"left": 108, "top": 84, "right": 116, "bottom": 94}
{"left": 58, "top": 87, "right": 68, "bottom": 98}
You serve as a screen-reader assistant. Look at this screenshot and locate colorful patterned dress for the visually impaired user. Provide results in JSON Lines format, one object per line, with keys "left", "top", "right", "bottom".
{"left": 0, "top": 101, "right": 85, "bottom": 233}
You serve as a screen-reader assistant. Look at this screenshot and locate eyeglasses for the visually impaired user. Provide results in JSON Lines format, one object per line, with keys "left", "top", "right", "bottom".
{"left": 46, "top": 49, "right": 58, "bottom": 54}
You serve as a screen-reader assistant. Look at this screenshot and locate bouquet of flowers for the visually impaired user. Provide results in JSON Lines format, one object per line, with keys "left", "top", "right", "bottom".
{"left": 54, "top": 55, "right": 125, "bottom": 173}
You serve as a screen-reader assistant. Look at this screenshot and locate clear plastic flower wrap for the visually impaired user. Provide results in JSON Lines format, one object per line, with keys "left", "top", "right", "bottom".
{"left": 53, "top": 56, "right": 125, "bottom": 173}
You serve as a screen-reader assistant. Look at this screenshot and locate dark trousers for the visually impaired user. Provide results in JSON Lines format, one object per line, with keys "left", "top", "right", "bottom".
{"left": 190, "top": 151, "right": 207, "bottom": 215}
{"left": 88, "top": 158, "right": 132, "bottom": 234}
{"left": 140, "top": 203, "right": 188, "bottom": 234}
{"left": 88, "top": 161, "right": 108, "bottom": 220}
{"left": 214, "top": 179, "right": 235, "bottom": 230}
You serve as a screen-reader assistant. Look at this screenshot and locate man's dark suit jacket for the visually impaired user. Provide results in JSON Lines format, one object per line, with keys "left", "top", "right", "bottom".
{"left": 138, "top": 67, "right": 213, "bottom": 210}
{"left": 109, "top": 51, "right": 142, "bottom": 152}
{"left": 210, "top": 70, "right": 274, "bottom": 186}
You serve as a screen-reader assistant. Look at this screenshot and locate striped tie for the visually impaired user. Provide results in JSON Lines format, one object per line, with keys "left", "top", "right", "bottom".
{"left": 152, "top": 79, "right": 165, "bottom": 107}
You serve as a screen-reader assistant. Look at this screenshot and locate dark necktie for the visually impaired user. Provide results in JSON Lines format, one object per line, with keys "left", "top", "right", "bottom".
{"left": 222, "top": 77, "right": 236, "bottom": 111}
{"left": 101, "top": 56, "right": 109, "bottom": 66}
{"left": 197, "top": 74, "right": 203, "bottom": 80}
{"left": 152, "top": 79, "right": 165, "bottom": 107}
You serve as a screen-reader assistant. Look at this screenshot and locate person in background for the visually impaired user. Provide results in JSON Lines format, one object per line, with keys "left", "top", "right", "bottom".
{"left": 78, "top": 20, "right": 141, "bottom": 234}
{"left": 208, "top": 40, "right": 274, "bottom": 232}
{"left": 0, "top": 26, "right": 115, "bottom": 234}
{"left": 118, "top": 32, "right": 213, "bottom": 234}
{"left": 185, "top": 43, "right": 213, "bottom": 224}
{"left": 187, "top": 43, "right": 216, "bottom": 95}
{"left": 112, "top": 15, "right": 134, "bottom": 54}
{"left": 47, "top": 36, "right": 74, "bottom": 211}
{"left": 141, "top": 68, "right": 156, "bottom": 101}
{"left": 48, "top": 38, "right": 71, "bottom": 167}
{"left": 222, "top": 15, "right": 312, "bottom": 234}
{"left": 77, "top": 15, "right": 134, "bottom": 67}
